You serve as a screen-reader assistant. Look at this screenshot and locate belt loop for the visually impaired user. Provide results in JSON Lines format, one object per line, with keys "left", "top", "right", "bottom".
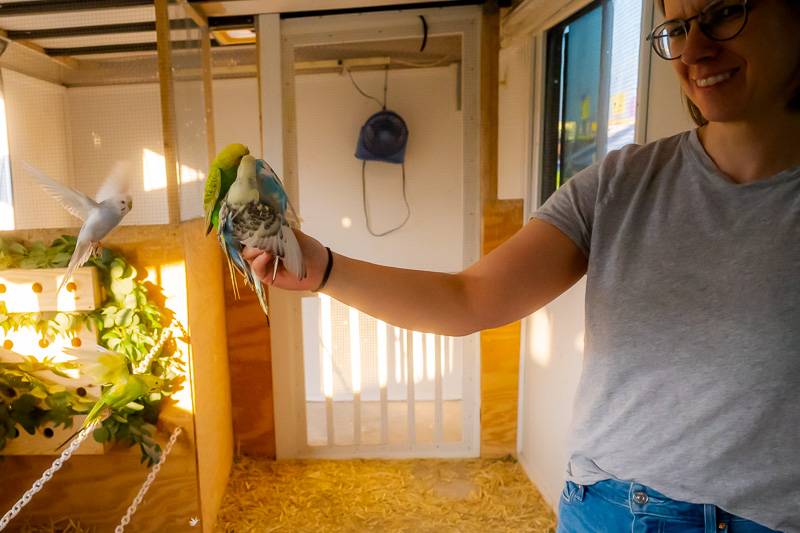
{"left": 704, "top": 504, "right": 716, "bottom": 533}
{"left": 575, "top": 483, "right": 585, "bottom": 502}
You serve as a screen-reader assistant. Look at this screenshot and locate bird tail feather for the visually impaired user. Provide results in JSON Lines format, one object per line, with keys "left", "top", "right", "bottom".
{"left": 280, "top": 225, "right": 306, "bottom": 279}
{"left": 58, "top": 240, "right": 95, "bottom": 294}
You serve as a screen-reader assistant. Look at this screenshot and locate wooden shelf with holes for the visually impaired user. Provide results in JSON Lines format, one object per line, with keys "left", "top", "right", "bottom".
{"left": 0, "top": 267, "right": 108, "bottom": 455}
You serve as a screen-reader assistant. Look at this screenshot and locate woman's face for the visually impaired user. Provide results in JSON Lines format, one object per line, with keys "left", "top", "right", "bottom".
{"left": 663, "top": 0, "right": 800, "bottom": 124}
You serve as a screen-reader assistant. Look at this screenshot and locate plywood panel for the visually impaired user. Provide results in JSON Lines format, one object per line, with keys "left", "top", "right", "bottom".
{"left": 222, "top": 266, "right": 275, "bottom": 457}
{"left": 181, "top": 218, "right": 233, "bottom": 530}
{"left": 479, "top": 3, "right": 525, "bottom": 459}
{"left": 1, "top": 422, "right": 199, "bottom": 532}
{"left": 0, "top": 226, "right": 202, "bottom": 531}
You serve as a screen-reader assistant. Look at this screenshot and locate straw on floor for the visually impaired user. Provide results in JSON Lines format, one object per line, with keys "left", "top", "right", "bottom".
{"left": 216, "top": 456, "right": 557, "bottom": 533}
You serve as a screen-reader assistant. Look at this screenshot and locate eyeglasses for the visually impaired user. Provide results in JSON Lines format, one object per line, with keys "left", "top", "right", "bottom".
{"left": 647, "top": 0, "right": 750, "bottom": 60}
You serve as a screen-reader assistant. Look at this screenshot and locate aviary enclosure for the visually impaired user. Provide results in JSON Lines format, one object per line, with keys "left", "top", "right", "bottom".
{"left": 0, "top": 1, "right": 233, "bottom": 530}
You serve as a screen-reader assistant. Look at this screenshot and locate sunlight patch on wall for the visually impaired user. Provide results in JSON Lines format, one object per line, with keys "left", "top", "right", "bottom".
{"left": 528, "top": 309, "right": 552, "bottom": 367}
{"left": 142, "top": 148, "right": 167, "bottom": 192}
{"left": 158, "top": 260, "right": 193, "bottom": 412}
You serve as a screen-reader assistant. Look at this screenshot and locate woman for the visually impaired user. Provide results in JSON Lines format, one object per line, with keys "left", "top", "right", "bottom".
{"left": 245, "top": 0, "right": 800, "bottom": 530}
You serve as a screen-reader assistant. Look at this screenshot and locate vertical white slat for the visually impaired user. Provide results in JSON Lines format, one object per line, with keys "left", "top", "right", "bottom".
{"left": 320, "top": 294, "right": 335, "bottom": 446}
{"left": 406, "top": 329, "right": 416, "bottom": 446}
{"left": 377, "top": 319, "right": 389, "bottom": 444}
{"left": 350, "top": 307, "right": 361, "bottom": 446}
{"left": 434, "top": 334, "right": 443, "bottom": 443}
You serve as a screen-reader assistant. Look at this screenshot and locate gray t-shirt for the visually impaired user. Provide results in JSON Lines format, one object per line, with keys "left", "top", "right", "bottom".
{"left": 533, "top": 129, "right": 799, "bottom": 532}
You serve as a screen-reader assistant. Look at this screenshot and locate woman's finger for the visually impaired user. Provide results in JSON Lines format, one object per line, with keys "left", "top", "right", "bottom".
{"left": 250, "top": 252, "right": 274, "bottom": 281}
{"left": 242, "top": 246, "right": 263, "bottom": 261}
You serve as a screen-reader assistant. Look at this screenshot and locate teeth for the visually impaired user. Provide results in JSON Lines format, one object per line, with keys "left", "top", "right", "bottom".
{"left": 696, "top": 71, "right": 732, "bottom": 88}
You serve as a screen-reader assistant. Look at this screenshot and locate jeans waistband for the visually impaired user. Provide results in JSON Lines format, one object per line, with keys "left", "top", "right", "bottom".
{"left": 580, "top": 479, "right": 746, "bottom": 522}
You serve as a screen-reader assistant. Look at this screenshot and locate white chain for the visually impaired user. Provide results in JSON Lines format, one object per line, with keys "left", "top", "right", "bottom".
{"left": 134, "top": 318, "right": 186, "bottom": 374}
{"left": 0, "top": 319, "right": 187, "bottom": 532}
{"left": 114, "top": 426, "right": 183, "bottom": 533}
{"left": 0, "top": 421, "right": 99, "bottom": 531}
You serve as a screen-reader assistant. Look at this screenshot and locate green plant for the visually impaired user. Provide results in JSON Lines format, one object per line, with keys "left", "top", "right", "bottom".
{"left": 0, "top": 236, "right": 185, "bottom": 465}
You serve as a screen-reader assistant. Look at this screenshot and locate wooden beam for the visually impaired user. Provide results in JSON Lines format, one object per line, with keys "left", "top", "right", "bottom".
{"left": 155, "top": 0, "right": 181, "bottom": 224}
{"left": 193, "top": 0, "right": 477, "bottom": 17}
{"left": 478, "top": 1, "right": 525, "bottom": 459}
{"left": 179, "top": 0, "right": 209, "bottom": 28}
{"left": 0, "top": 0, "right": 151, "bottom": 16}
{"left": 0, "top": 33, "right": 78, "bottom": 69}
{"left": 479, "top": 1, "right": 499, "bottom": 207}
{"left": 201, "top": 26, "right": 217, "bottom": 164}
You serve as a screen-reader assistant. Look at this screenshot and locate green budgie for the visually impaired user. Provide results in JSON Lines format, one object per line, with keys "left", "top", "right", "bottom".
{"left": 57, "top": 346, "right": 162, "bottom": 448}
{"left": 204, "top": 143, "right": 250, "bottom": 234}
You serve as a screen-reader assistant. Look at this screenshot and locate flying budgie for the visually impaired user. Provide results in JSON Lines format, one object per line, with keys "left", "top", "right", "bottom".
{"left": 207, "top": 151, "right": 305, "bottom": 318}
{"left": 24, "top": 161, "right": 132, "bottom": 294}
{"left": 58, "top": 345, "right": 162, "bottom": 448}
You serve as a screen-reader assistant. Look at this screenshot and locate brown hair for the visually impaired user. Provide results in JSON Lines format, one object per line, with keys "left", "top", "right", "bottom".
{"left": 654, "top": 0, "right": 800, "bottom": 126}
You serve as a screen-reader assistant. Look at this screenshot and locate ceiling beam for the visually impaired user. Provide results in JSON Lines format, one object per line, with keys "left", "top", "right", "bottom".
{"left": 0, "top": 0, "right": 153, "bottom": 17}
{"left": 191, "top": 0, "right": 480, "bottom": 17}
{"left": 45, "top": 40, "right": 248, "bottom": 56}
{"left": 46, "top": 42, "right": 159, "bottom": 56}
{"left": 3, "top": 16, "right": 253, "bottom": 41}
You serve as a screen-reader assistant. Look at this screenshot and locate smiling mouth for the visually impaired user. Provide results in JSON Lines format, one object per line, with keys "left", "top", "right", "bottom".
{"left": 694, "top": 70, "right": 736, "bottom": 88}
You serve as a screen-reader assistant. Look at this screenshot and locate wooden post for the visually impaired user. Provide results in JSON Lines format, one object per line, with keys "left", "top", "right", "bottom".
{"left": 434, "top": 334, "right": 444, "bottom": 443}
{"left": 155, "top": 0, "right": 181, "bottom": 224}
{"left": 201, "top": 26, "right": 216, "bottom": 164}
{"left": 479, "top": 2, "right": 525, "bottom": 458}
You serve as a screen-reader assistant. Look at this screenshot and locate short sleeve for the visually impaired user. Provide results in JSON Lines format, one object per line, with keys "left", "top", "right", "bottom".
{"left": 531, "top": 163, "right": 600, "bottom": 258}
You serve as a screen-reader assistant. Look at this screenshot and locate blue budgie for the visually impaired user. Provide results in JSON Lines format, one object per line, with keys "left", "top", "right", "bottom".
{"left": 217, "top": 154, "right": 306, "bottom": 318}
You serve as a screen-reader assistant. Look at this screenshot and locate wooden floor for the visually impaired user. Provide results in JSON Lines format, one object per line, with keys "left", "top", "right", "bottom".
{"left": 215, "top": 457, "right": 556, "bottom": 532}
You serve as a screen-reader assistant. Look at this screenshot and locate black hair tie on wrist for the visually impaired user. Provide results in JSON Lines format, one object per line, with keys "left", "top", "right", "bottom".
{"left": 314, "top": 247, "right": 333, "bottom": 292}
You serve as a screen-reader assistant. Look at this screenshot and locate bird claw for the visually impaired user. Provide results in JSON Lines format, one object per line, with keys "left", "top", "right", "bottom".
{"left": 271, "top": 255, "right": 280, "bottom": 282}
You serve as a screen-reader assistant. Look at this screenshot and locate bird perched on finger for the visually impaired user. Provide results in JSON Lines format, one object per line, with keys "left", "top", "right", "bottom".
{"left": 24, "top": 161, "right": 132, "bottom": 294}
{"left": 211, "top": 153, "right": 306, "bottom": 318}
{"left": 203, "top": 143, "right": 250, "bottom": 235}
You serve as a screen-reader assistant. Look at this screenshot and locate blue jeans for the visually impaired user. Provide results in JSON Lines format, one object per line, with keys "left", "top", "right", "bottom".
{"left": 557, "top": 479, "right": 780, "bottom": 533}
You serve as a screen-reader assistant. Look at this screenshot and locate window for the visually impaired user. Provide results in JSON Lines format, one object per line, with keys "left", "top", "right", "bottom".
{"left": 540, "top": 0, "right": 642, "bottom": 203}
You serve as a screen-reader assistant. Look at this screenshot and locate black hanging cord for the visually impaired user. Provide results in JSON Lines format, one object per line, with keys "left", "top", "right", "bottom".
{"left": 382, "top": 66, "right": 388, "bottom": 109}
{"left": 361, "top": 161, "right": 411, "bottom": 237}
{"left": 419, "top": 15, "right": 428, "bottom": 52}
{"left": 346, "top": 65, "right": 390, "bottom": 109}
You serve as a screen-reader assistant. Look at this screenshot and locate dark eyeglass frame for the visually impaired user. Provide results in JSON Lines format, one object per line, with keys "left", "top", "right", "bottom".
{"left": 646, "top": 0, "right": 750, "bottom": 60}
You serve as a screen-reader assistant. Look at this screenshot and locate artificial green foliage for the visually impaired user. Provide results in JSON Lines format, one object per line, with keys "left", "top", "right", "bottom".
{"left": 0, "top": 236, "right": 185, "bottom": 465}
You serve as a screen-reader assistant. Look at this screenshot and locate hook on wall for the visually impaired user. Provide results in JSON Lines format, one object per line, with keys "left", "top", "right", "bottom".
{"left": 418, "top": 15, "right": 428, "bottom": 52}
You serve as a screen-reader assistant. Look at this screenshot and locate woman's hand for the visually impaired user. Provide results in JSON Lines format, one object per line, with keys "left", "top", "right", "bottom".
{"left": 243, "top": 229, "right": 330, "bottom": 292}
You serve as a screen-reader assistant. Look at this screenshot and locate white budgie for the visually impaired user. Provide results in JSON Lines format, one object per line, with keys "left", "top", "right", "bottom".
{"left": 23, "top": 161, "right": 133, "bottom": 293}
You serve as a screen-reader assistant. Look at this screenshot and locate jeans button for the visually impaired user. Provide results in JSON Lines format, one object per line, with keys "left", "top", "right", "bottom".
{"left": 632, "top": 491, "right": 649, "bottom": 504}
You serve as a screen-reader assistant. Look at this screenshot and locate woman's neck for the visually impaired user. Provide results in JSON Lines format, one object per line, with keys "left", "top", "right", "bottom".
{"left": 699, "top": 113, "right": 800, "bottom": 184}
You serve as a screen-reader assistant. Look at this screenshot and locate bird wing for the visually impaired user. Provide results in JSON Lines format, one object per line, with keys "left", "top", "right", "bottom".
{"left": 204, "top": 166, "right": 222, "bottom": 233}
{"left": 23, "top": 161, "right": 97, "bottom": 221}
{"left": 57, "top": 236, "right": 95, "bottom": 294}
{"left": 219, "top": 201, "right": 270, "bottom": 317}
{"left": 232, "top": 203, "right": 306, "bottom": 279}
{"left": 241, "top": 222, "right": 306, "bottom": 280}
{"left": 95, "top": 161, "right": 131, "bottom": 202}
{"left": 63, "top": 345, "right": 129, "bottom": 384}
{"left": 256, "top": 159, "right": 302, "bottom": 226}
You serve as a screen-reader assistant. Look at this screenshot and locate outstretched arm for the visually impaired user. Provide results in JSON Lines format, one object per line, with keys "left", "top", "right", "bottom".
{"left": 244, "top": 219, "right": 587, "bottom": 336}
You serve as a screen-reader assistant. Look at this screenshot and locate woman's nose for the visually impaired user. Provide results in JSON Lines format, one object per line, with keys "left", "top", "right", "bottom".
{"left": 680, "top": 22, "right": 719, "bottom": 66}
